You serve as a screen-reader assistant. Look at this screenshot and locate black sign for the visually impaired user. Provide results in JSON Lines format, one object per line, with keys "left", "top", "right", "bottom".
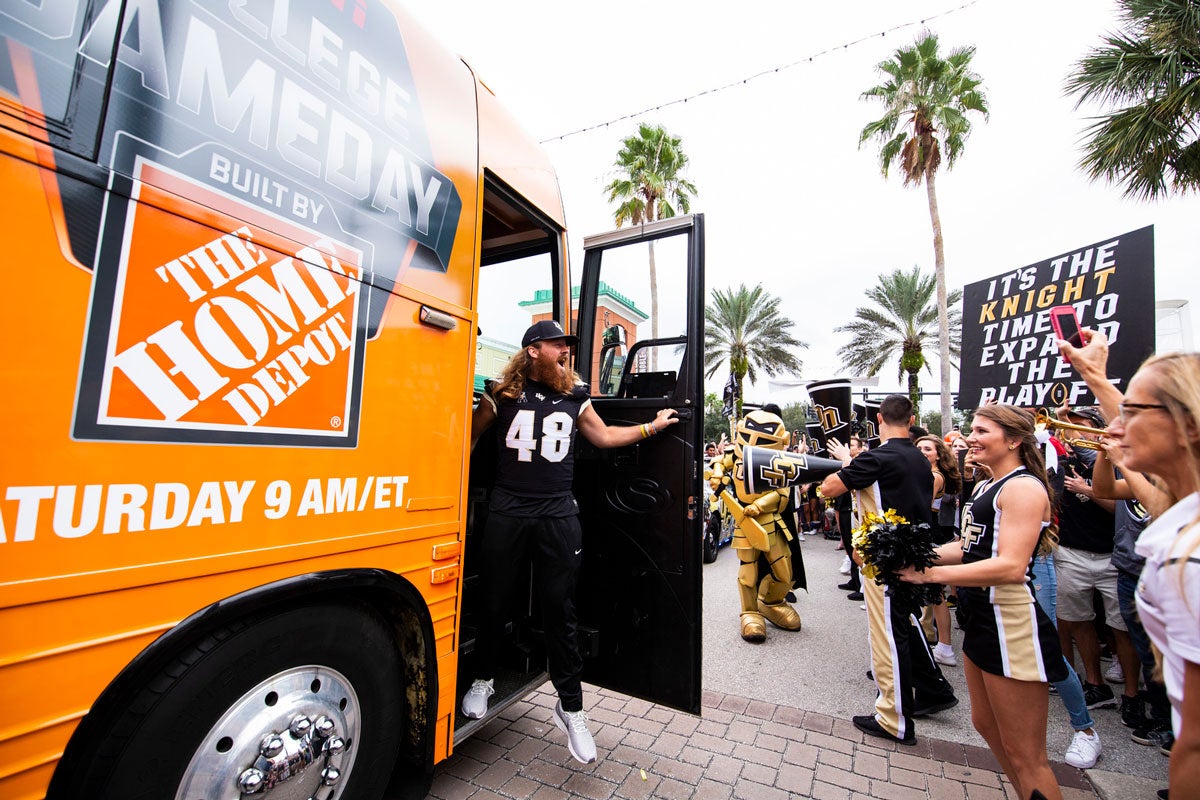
{"left": 958, "top": 227, "right": 1155, "bottom": 409}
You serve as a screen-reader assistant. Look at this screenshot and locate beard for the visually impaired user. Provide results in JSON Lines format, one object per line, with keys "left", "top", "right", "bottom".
{"left": 528, "top": 354, "right": 576, "bottom": 395}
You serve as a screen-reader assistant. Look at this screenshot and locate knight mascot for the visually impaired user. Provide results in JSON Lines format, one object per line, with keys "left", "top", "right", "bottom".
{"left": 709, "top": 409, "right": 801, "bottom": 642}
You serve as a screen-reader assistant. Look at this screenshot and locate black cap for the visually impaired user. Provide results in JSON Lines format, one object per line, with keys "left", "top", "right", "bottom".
{"left": 521, "top": 320, "right": 579, "bottom": 348}
{"left": 1066, "top": 406, "right": 1106, "bottom": 427}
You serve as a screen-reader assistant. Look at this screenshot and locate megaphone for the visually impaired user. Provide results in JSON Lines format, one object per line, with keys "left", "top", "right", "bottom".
{"left": 862, "top": 398, "right": 882, "bottom": 449}
{"left": 740, "top": 445, "right": 844, "bottom": 494}
{"left": 807, "top": 378, "right": 853, "bottom": 450}
{"left": 805, "top": 420, "right": 827, "bottom": 457}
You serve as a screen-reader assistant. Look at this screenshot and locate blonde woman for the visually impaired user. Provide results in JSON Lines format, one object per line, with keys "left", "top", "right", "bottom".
{"left": 900, "top": 406, "right": 1065, "bottom": 800}
{"left": 1063, "top": 331, "right": 1200, "bottom": 798}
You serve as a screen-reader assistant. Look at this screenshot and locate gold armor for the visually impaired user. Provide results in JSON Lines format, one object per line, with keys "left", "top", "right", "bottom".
{"left": 709, "top": 410, "right": 801, "bottom": 642}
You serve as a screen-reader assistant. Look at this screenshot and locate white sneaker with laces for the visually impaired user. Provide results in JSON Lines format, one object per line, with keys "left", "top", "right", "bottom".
{"left": 933, "top": 644, "right": 958, "bottom": 667}
{"left": 553, "top": 701, "right": 597, "bottom": 763}
{"left": 461, "top": 678, "right": 494, "bottom": 719}
{"left": 1064, "top": 729, "right": 1102, "bottom": 769}
{"left": 1104, "top": 660, "right": 1124, "bottom": 684}
{"left": 839, "top": 556, "right": 852, "bottom": 575}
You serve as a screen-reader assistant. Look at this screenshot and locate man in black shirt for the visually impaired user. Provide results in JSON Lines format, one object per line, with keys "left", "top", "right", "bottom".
{"left": 461, "top": 320, "right": 678, "bottom": 764}
{"left": 820, "top": 395, "right": 956, "bottom": 745}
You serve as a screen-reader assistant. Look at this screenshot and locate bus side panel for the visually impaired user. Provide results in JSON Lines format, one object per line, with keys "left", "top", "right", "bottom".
{"left": 0, "top": 49, "right": 480, "bottom": 798}
{"left": 0, "top": 543, "right": 462, "bottom": 796}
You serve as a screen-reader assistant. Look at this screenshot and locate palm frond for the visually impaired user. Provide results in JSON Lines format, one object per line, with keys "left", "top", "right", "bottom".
{"left": 1065, "top": 0, "right": 1200, "bottom": 199}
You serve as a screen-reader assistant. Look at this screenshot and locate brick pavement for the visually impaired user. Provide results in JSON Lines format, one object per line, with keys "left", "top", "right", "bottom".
{"left": 426, "top": 683, "right": 1099, "bottom": 800}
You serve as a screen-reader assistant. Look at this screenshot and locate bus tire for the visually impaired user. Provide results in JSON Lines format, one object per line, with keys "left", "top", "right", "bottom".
{"left": 73, "top": 602, "right": 403, "bottom": 800}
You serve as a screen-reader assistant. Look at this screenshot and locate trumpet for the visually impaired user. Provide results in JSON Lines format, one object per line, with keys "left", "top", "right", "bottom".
{"left": 1034, "top": 412, "right": 1108, "bottom": 451}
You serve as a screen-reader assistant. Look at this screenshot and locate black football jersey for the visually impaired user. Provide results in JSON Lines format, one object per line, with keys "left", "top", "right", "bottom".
{"left": 959, "top": 467, "right": 1046, "bottom": 605}
{"left": 484, "top": 379, "right": 591, "bottom": 500}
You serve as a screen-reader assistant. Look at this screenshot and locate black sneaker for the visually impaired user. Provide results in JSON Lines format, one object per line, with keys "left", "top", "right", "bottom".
{"left": 847, "top": 591, "right": 864, "bottom": 601}
{"left": 1131, "top": 723, "right": 1175, "bottom": 755}
{"left": 1120, "top": 693, "right": 1148, "bottom": 728}
{"left": 1083, "top": 681, "right": 1116, "bottom": 710}
{"left": 852, "top": 714, "right": 915, "bottom": 745}
{"left": 838, "top": 581, "right": 860, "bottom": 591}
{"left": 913, "top": 696, "right": 958, "bottom": 717}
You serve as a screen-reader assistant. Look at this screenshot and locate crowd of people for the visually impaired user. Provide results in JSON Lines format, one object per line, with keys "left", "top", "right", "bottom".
{"left": 462, "top": 320, "right": 1198, "bottom": 800}
{"left": 698, "top": 328, "right": 1196, "bottom": 799}
{"left": 784, "top": 330, "right": 1194, "bottom": 800}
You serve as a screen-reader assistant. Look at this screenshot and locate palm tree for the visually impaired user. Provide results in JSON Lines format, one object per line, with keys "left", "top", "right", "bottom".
{"left": 859, "top": 32, "right": 987, "bottom": 433}
{"left": 704, "top": 284, "right": 806, "bottom": 419}
{"left": 1065, "top": 0, "right": 1200, "bottom": 199}
{"left": 835, "top": 266, "right": 962, "bottom": 409}
{"left": 604, "top": 124, "right": 698, "bottom": 350}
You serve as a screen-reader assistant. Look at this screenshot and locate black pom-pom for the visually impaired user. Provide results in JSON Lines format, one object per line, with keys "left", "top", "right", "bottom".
{"left": 852, "top": 512, "right": 944, "bottom": 609}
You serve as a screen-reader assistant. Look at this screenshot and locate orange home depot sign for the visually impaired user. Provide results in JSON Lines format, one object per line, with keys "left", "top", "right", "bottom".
{"left": 75, "top": 158, "right": 369, "bottom": 447}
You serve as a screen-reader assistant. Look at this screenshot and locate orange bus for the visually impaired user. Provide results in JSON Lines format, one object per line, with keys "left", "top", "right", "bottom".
{"left": 1, "top": 2, "right": 706, "bottom": 798}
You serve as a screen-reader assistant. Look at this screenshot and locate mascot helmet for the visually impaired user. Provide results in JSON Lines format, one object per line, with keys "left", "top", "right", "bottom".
{"left": 734, "top": 409, "right": 788, "bottom": 459}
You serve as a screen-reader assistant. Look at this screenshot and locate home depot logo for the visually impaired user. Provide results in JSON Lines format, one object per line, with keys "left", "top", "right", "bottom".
{"left": 74, "top": 159, "right": 367, "bottom": 447}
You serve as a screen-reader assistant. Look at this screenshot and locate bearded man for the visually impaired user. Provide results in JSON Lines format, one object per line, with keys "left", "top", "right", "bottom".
{"left": 460, "top": 320, "right": 678, "bottom": 764}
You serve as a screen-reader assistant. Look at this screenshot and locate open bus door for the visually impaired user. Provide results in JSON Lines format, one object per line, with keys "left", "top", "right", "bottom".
{"left": 572, "top": 214, "right": 705, "bottom": 714}
{"left": 456, "top": 211, "right": 703, "bottom": 742}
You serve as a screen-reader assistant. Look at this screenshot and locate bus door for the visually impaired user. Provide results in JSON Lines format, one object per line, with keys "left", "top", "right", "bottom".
{"left": 573, "top": 214, "right": 705, "bottom": 714}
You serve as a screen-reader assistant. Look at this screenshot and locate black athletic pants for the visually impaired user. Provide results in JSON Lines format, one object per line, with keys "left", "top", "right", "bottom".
{"left": 474, "top": 511, "right": 585, "bottom": 711}
{"left": 838, "top": 508, "right": 859, "bottom": 589}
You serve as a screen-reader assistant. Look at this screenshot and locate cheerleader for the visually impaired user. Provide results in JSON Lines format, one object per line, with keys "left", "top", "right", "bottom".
{"left": 900, "top": 406, "right": 1065, "bottom": 800}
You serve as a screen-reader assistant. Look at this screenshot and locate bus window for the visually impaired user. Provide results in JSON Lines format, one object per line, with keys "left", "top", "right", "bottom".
{"left": 475, "top": 174, "right": 563, "bottom": 393}
{"left": 585, "top": 234, "right": 688, "bottom": 398}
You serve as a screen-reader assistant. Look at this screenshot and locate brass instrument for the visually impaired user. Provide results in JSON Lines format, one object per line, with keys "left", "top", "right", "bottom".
{"left": 1034, "top": 412, "right": 1108, "bottom": 451}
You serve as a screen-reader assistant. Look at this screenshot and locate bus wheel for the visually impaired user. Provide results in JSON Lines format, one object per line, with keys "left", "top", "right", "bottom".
{"left": 81, "top": 603, "right": 403, "bottom": 800}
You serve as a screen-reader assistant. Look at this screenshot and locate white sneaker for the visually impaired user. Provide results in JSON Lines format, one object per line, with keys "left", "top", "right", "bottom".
{"left": 553, "top": 701, "right": 597, "bottom": 764}
{"left": 1104, "top": 660, "right": 1124, "bottom": 684}
{"left": 1064, "top": 728, "right": 1102, "bottom": 769}
{"left": 461, "top": 678, "right": 494, "bottom": 719}
{"left": 933, "top": 645, "right": 958, "bottom": 667}
{"left": 840, "top": 556, "right": 852, "bottom": 575}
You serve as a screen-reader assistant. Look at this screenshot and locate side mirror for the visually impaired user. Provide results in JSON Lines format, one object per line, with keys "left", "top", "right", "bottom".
{"left": 598, "top": 325, "right": 626, "bottom": 396}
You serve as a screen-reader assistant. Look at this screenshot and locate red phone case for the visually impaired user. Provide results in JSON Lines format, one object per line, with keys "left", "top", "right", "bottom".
{"left": 1049, "top": 306, "right": 1082, "bottom": 362}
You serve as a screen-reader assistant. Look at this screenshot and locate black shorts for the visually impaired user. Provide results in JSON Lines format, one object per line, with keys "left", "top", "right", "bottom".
{"left": 956, "top": 592, "right": 1067, "bottom": 683}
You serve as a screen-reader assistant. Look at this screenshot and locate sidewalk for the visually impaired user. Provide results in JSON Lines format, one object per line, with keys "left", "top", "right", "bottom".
{"left": 427, "top": 682, "right": 1097, "bottom": 800}
{"left": 426, "top": 530, "right": 1168, "bottom": 799}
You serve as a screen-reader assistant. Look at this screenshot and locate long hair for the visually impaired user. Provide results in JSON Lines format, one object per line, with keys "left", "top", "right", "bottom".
{"left": 917, "top": 435, "right": 962, "bottom": 495}
{"left": 1136, "top": 352, "right": 1200, "bottom": 566}
{"left": 492, "top": 346, "right": 582, "bottom": 399}
{"left": 973, "top": 404, "right": 1059, "bottom": 554}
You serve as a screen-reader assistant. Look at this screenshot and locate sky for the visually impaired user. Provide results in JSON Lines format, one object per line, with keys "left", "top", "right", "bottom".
{"left": 405, "top": 0, "right": 1198, "bottom": 412}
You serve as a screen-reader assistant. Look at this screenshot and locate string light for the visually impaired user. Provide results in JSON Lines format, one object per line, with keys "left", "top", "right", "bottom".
{"left": 539, "top": 0, "right": 980, "bottom": 143}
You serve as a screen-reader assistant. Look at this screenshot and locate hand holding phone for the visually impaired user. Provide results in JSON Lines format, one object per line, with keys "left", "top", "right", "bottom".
{"left": 1049, "top": 305, "right": 1084, "bottom": 363}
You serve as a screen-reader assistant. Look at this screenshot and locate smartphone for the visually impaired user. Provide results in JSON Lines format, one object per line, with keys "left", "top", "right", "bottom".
{"left": 1049, "top": 305, "right": 1083, "bottom": 361}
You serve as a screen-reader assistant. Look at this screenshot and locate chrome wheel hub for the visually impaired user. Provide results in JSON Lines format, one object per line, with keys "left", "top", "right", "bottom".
{"left": 176, "top": 665, "right": 359, "bottom": 800}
